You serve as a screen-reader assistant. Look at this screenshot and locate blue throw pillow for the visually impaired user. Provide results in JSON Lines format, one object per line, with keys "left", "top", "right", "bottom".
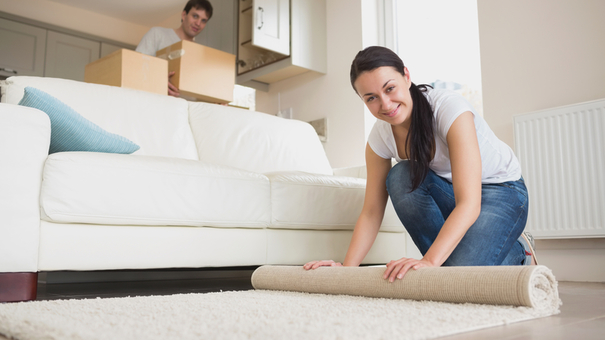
{"left": 18, "top": 87, "right": 140, "bottom": 154}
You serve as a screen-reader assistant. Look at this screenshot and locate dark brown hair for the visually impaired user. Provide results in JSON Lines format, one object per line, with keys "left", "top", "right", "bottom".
{"left": 184, "top": 0, "right": 213, "bottom": 19}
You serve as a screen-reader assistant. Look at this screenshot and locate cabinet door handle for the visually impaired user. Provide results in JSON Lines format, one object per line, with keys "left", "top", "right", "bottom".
{"left": 257, "top": 6, "right": 264, "bottom": 30}
{"left": 0, "top": 67, "right": 18, "bottom": 75}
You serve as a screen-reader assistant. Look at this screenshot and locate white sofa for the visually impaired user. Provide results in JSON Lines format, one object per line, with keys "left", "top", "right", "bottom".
{"left": 0, "top": 76, "right": 409, "bottom": 302}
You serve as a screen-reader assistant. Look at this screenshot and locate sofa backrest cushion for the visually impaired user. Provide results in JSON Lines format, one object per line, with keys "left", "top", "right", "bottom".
{"left": 2, "top": 76, "right": 198, "bottom": 160}
{"left": 189, "top": 102, "right": 333, "bottom": 175}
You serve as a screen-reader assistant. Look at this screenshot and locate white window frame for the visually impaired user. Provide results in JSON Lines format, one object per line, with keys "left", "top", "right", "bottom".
{"left": 381, "top": 0, "right": 398, "bottom": 51}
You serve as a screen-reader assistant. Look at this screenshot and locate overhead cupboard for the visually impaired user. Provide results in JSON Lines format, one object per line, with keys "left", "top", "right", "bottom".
{"left": 0, "top": 16, "right": 132, "bottom": 82}
{"left": 236, "top": 0, "right": 327, "bottom": 90}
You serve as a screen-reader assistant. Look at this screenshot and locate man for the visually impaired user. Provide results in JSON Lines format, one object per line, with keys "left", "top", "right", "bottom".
{"left": 136, "top": 0, "right": 213, "bottom": 97}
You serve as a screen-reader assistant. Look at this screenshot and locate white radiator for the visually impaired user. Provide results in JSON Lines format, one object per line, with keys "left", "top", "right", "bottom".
{"left": 513, "top": 98, "right": 605, "bottom": 238}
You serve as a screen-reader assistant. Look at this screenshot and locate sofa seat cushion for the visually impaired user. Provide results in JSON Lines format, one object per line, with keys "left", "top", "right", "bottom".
{"left": 266, "top": 172, "right": 404, "bottom": 232}
{"left": 2, "top": 76, "right": 198, "bottom": 160}
{"left": 40, "top": 152, "right": 270, "bottom": 228}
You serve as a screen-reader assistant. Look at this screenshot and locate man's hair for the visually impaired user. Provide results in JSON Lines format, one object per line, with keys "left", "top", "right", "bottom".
{"left": 184, "top": 0, "right": 213, "bottom": 19}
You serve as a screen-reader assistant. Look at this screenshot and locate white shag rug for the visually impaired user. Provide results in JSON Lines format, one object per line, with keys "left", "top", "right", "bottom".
{"left": 0, "top": 289, "right": 559, "bottom": 340}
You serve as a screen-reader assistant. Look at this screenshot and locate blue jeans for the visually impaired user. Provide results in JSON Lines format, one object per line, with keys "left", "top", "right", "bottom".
{"left": 386, "top": 161, "right": 529, "bottom": 266}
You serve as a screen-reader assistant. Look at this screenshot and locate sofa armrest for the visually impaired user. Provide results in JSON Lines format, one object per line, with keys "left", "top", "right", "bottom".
{"left": 0, "top": 104, "right": 50, "bottom": 272}
{"left": 332, "top": 165, "right": 367, "bottom": 179}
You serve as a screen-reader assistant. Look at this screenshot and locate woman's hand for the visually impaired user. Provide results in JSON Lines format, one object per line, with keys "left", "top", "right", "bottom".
{"left": 383, "top": 257, "right": 436, "bottom": 282}
{"left": 303, "top": 260, "right": 343, "bottom": 270}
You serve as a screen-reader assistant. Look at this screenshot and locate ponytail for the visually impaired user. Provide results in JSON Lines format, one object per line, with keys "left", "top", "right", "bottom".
{"left": 406, "top": 83, "right": 434, "bottom": 191}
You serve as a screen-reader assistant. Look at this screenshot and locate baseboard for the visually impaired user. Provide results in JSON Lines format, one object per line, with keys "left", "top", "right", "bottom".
{"left": 535, "top": 239, "right": 605, "bottom": 282}
{"left": 39, "top": 266, "right": 258, "bottom": 284}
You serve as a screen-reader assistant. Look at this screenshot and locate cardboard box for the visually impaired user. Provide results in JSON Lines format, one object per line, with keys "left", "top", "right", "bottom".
{"left": 156, "top": 40, "right": 236, "bottom": 104}
{"left": 85, "top": 49, "right": 168, "bottom": 95}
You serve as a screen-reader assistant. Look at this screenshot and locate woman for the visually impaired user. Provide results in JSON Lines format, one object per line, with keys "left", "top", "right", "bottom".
{"left": 304, "top": 46, "right": 537, "bottom": 282}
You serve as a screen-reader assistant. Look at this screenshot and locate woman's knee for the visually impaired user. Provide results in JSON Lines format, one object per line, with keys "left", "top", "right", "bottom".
{"left": 386, "top": 161, "right": 413, "bottom": 195}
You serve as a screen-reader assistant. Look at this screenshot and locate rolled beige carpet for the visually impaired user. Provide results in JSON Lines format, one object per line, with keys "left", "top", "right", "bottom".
{"left": 252, "top": 265, "right": 561, "bottom": 311}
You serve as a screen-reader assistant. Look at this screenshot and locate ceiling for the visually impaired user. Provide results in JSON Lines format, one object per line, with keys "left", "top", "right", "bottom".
{"left": 46, "top": 0, "right": 186, "bottom": 26}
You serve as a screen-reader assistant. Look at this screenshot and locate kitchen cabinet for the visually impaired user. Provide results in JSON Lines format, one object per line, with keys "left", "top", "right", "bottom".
{"left": 236, "top": 0, "right": 326, "bottom": 90}
{"left": 0, "top": 18, "right": 46, "bottom": 78}
{"left": 44, "top": 31, "right": 101, "bottom": 81}
{"left": 0, "top": 14, "right": 134, "bottom": 82}
{"left": 251, "top": 0, "right": 290, "bottom": 56}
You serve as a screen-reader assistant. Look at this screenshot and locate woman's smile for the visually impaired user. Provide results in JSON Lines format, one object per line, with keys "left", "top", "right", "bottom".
{"left": 383, "top": 104, "right": 401, "bottom": 117}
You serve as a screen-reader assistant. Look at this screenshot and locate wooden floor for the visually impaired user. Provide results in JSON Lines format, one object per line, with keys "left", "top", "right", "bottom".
{"left": 442, "top": 281, "right": 605, "bottom": 339}
{"left": 1, "top": 268, "right": 604, "bottom": 339}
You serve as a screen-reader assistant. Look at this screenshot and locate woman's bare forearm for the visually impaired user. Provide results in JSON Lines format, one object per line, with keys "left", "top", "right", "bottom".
{"left": 343, "top": 211, "right": 383, "bottom": 266}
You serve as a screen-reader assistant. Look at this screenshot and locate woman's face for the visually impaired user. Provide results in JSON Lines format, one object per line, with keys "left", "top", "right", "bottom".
{"left": 354, "top": 66, "right": 413, "bottom": 127}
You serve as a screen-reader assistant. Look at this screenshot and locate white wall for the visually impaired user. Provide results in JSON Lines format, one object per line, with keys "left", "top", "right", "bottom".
{"left": 478, "top": 0, "right": 605, "bottom": 282}
{"left": 478, "top": 0, "right": 605, "bottom": 148}
{"left": 255, "top": 0, "right": 368, "bottom": 169}
{"left": 0, "top": 0, "right": 149, "bottom": 46}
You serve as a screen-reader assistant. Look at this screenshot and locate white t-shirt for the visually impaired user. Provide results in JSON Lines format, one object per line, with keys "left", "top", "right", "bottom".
{"left": 135, "top": 27, "right": 181, "bottom": 56}
{"left": 367, "top": 88, "right": 521, "bottom": 184}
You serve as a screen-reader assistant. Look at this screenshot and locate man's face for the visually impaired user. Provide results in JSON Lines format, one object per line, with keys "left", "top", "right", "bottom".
{"left": 181, "top": 7, "right": 209, "bottom": 39}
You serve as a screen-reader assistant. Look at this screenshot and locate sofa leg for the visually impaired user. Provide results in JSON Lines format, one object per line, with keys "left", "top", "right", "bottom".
{"left": 0, "top": 272, "right": 38, "bottom": 302}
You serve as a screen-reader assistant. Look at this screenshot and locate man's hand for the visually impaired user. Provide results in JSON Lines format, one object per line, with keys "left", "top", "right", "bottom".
{"left": 168, "top": 71, "right": 180, "bottom": 97}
